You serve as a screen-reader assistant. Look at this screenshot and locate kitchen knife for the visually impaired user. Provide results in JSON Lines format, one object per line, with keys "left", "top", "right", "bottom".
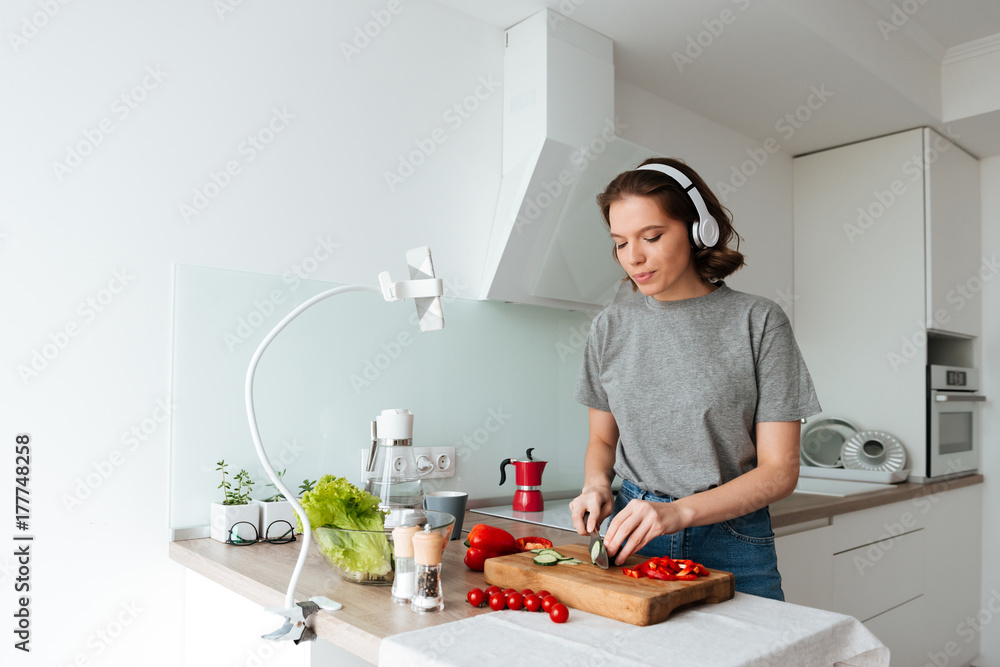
{"left": 583, "top": 512, "right": 609, "bottom": 569}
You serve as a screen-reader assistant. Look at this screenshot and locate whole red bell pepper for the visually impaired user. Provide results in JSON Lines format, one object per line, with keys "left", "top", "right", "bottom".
{"left": 463, "top": 546, "right": 507, "bottom": 571}
{"left": 464, "top": 524, "right": 516, "bottom": 555}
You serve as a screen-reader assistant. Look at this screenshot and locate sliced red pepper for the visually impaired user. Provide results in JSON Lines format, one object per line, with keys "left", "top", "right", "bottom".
{"left": 676, "top": 574, "right": 698, "bottom": 580}
{"left": 622, "top": 567, "right": 643, "bottom": 578}
{"left": 645, "top": 569, "right": 678, "bottom": 581}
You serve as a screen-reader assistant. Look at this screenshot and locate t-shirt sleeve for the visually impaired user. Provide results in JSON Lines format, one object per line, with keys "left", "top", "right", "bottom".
{"left": 574, "top": 319, "right": 610, "bottom": 412}
{"left": 754, "top": 320, "right": 822, "bottom": 423}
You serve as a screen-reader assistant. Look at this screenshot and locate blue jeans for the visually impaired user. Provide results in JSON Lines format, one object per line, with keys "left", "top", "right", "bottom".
{"left": 612, "top": 479, "right": 784, "bottom": 601}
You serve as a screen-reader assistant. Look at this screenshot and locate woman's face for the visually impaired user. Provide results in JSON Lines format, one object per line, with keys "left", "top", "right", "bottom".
{"left": 608, "top": 195, "right": 704, "bottom": 301}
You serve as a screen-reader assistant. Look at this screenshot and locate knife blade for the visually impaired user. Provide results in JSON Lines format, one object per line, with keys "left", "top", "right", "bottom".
{"left": 583, "top": 512, "right": 609, "bottom": 569}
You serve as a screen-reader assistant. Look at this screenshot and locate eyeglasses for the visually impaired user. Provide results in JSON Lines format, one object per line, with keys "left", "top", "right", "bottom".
{"left": 226, "top": 520, "right": 297, "bottom": 546}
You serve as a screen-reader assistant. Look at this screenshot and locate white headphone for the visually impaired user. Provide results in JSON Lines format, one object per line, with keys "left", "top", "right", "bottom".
{"left": 636, "top": 163, "right": 720, "bottom": 249}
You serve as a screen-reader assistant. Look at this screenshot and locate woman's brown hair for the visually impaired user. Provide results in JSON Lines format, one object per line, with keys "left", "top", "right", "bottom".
{"left": 596, "top": 157, "right": 745, "bottom": 287}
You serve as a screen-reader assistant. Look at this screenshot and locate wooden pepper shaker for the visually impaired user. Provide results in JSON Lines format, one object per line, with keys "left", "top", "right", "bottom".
{"left": 410, "top": 525, "right": 445, "bottom": 613}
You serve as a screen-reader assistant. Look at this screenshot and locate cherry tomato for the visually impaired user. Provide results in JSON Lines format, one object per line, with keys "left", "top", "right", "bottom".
{"left": 536, "top": 589, "right": 551, "bottom": 599}
{"left": 502, "top": 588, "right": 517, "bottom": 599}
{"left": 549, "top": 603, "right": 569, "bottom": 623}
{"left": 467, "top": 588, "right": 486, "bottom": 607}
{"left": 523, "top": 593, "right": 542, "bottom": 612}
{"left": 488, "top": 593, "right": 507, "bottom": 611}
{"left": 484, "top": 585, "right": 502, "bottom": 597}
{"left": 506, "top": 591, "right": 524, "bottom": 610}
{"left": 519, "top": 588, "right": 534, "bottom": 598}
{"left": 541, "top": 595, "right": 559, "bottom": 613}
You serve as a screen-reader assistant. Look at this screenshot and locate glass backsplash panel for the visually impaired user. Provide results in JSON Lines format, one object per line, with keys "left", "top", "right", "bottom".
{"left": 169, "top": 264, "right": 592, "bottom": 530}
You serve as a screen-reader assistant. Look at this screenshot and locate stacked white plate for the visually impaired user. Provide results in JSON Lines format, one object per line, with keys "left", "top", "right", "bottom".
{"left": 799, "top": 417, "right": 910, "bottom": 483}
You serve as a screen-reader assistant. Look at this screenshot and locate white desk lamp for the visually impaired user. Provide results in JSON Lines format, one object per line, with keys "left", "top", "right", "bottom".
{"left": 244, "top": 247, "right": 444, "bottom": 642}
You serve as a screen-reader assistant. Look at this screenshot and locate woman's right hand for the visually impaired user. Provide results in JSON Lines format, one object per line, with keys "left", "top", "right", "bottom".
{"left": 569, "top": 485, "right": 614, "bottom": 535}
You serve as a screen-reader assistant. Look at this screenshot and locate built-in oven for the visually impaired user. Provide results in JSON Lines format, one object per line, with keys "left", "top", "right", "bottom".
{"left": 926, "top": 365, "right": 984, "bottom": 480}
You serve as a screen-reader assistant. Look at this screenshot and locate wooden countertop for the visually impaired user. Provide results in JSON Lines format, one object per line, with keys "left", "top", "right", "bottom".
{"left": 169, "top": 517, "right": 588, "bottom": 664}
{"left": 169, "top": 473, "right": 982, "bottom": 663}
{"left": 769, "top": 473, "right": 983, "bottom": 528}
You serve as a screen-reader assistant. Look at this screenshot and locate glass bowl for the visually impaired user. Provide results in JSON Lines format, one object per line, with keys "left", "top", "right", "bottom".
{"left": 313, "top": 509, "right": 455, "bottom": 585}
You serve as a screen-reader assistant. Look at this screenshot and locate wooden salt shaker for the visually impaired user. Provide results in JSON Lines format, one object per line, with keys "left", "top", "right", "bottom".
{"left": 391, "top": 525, "right": 421, "bottom": 604}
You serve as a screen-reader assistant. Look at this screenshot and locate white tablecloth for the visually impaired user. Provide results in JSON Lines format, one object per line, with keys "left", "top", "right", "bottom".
{"left": 378, "top": 593, "right": 890, "bottom": 667}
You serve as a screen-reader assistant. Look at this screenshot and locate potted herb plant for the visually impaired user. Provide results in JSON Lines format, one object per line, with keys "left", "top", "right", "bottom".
{"left": 254, "top": 469, "right": 298, "bottom": 537}
{"left": 210, "top": 460, "right": 260, "bottom": 543}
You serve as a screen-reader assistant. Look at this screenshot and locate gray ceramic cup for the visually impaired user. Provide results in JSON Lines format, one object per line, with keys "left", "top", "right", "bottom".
{"left": 423, "top": 491, "right": 468, "bottom": 539}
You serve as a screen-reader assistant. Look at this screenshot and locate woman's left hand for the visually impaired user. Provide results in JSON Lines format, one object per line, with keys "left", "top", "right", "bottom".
{"left": 603, "top": 498, "right": 685, "bottom": 565}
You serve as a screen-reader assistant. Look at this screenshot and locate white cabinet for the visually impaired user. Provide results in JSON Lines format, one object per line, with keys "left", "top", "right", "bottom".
{"left": 863, "top": 595, "right": 927, "bottom": 667}
{"left": 926, "top": 132, "right": 983, "bottom": 338}
{"left": 793, "top": 128, "right": 981, "bottom": 477}
{"left": 774, "top": 521, "right": 834, "bottom": 610}
{"left": 776, "top": 484, "right": 982, "bottom": 665}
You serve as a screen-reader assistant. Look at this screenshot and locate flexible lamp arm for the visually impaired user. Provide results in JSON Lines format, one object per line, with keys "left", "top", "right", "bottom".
{"left": 245, "top": 251, "right": 445, "bottom": 613}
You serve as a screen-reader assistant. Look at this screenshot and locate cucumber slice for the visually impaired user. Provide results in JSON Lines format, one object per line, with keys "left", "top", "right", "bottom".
{"left": 557, "top": 558, "right": 585, "bottom": 565}
{"left": 537, "top": 549, "right": 566, "bottom": 559}
{"left": 590, "top": 540, "right": 603, "bottom": 562}
{"left": 533, "top": 553, "right": 560, "bottom": 566}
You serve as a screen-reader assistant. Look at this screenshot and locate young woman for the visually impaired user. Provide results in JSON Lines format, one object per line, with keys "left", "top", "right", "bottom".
{"left": 569, "top": 157, "right": 821, "bottom": 600}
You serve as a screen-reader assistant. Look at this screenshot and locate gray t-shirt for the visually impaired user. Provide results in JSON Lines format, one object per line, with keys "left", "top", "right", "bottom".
{"left": 575, "top": 282, "right": 821, "bottom": 498}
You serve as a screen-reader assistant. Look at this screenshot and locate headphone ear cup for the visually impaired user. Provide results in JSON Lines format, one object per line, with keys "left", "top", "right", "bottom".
{"left": 692, "top": 217, "right": 720, "bottom": 249}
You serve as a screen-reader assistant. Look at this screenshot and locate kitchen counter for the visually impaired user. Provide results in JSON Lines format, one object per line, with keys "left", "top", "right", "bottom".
{"left": 169, "top": 473, "right": 981, "bottom": 664}
{"left": 169, "top": 516, "right": 588, "bottom": 664}
{"left": 770, "top": 472, "right": 983, "bottom": 529}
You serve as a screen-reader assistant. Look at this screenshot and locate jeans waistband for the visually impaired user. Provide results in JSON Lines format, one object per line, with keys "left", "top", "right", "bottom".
{"left": 620, "top": 478, "right": 676, "bottom": 503}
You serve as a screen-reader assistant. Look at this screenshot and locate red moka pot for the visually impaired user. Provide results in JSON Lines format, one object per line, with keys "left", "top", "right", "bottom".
{"left": 499, "top": 448, "right": 547, "bottom": 512}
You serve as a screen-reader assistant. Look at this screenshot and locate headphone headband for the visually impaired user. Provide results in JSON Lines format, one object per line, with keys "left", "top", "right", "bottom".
{"left": 636, "top": 163, "right": 720, "bottom": 248}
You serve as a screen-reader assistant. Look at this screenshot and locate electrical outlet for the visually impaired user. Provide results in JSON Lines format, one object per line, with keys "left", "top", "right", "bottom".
{"left": 358, "top": 446, "right": 456, "bottom": 482}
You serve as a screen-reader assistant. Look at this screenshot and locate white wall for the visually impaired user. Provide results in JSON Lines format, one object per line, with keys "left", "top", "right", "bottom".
{"left": 616, "top": 80, "right": 797, "bottom": 319}
{"left": 978, "top": 155, "right": 1000, "bottom": 667}
{"left": 0, "top": 2, "right": 795, "bottom": 666}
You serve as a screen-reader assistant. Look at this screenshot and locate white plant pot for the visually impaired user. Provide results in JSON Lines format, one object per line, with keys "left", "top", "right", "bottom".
{"left": 210, "top": 502, "right": 260, "bottom": 543}
{"left": 255, "top": 499, "right": 299, "bottom": 538}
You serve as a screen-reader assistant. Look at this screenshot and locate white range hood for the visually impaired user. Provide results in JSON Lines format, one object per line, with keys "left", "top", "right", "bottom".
{"left": 481, "top": 10, "right": 655, "bottom": 311}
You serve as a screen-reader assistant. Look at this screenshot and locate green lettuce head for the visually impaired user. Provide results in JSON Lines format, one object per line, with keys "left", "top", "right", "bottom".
{"left": 297, "top": 475, "right": 391, "bottom": 579}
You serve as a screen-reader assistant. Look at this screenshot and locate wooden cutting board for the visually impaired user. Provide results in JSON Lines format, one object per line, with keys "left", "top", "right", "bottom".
{"left": 483, "top": 543, "right": 734, "bottom": 626}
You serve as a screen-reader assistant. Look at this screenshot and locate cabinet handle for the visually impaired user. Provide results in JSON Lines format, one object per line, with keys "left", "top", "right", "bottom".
{"left": 935, "top": 394, "right": 986, "bottom": 402}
